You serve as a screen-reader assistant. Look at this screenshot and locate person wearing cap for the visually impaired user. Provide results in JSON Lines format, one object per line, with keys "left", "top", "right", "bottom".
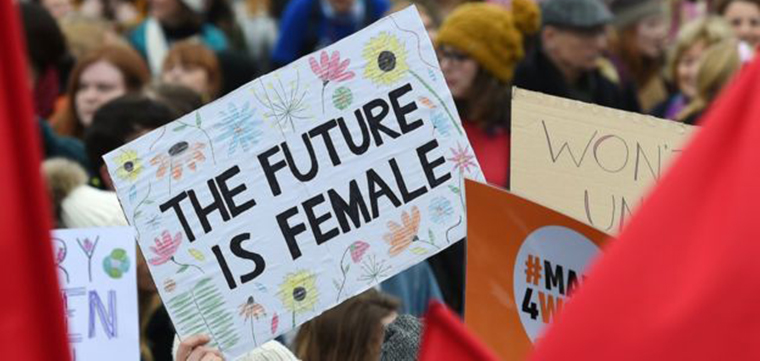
{"left": 513, "top": 0, "right": 640, "bottom": 112}
{"left": 607, "top": 0, "right": 670, "bottom": 112}
{"left": 128, "top": 0, "right": 229, "bottom": 76}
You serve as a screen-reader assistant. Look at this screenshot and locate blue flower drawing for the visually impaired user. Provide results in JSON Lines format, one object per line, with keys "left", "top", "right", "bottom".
{"left": 430, "top": 111, "right": 451, "bottom": 137}
{"left": 429, "top": 197, "right": 454, "bottom": 225}
{"left": 214, "top": 102, "right": 263, "bottom": 155}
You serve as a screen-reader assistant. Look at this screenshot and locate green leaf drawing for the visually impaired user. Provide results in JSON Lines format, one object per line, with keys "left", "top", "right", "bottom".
{"left": 167, "top": 278, "right": 240, "bottom": 351}
{"left": 448, "top": 185, "right": 461, "bottom": 194}
{"left": 196, "top": 112, "right": 202, "bottom": 127}
{"left": 144, "top": 200, "right": 154, "bottom": 205}
{"left": 174, "top": 124, "right": 189, "bottom": 131}
{"left": 177, "top": 264, "right": 190, "bottom": 273}
{"left": 332, "top": 279, "right": 341, "bottom": 290}
{"left": 428, "top": 229, "right": 436, "bottom": 245}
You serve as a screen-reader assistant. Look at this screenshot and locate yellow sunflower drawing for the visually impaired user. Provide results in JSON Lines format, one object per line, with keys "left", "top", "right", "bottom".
{"left": 362, "top": 32, "right": 409, "bottom": 86}
{"left": 277, "top": 270, "right": 319, "bottom": 327}
{"left": 114, "top": 150, "right": 143, "bottom": 182}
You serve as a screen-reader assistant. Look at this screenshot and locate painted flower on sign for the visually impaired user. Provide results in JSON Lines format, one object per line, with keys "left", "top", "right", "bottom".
{"left": 429, "top": 197, "right": 454, "bottom": 225}
{"left": 114, "top": 150, "right": 143, "bottom": 182}
{"left": 81, "top": 238, "right": 96, "bottom": 254}
{"left": 239, "top": 296, "right": 267, "bottom": 321}
{"left": 430, "top": 111, "right": 451, "bottom": 137}
{"left": 151, "top": 141, "right": 206, "bottom": 181}
{"left": 358, "top": 255, "right": 392, "bottom": 285}
{"left": 148, "top": 231, "right": 182, "bottom": 266}
{"left": 214, "top": 102, "right": 263, "bottom": 156}
{"left": 310, "top": 50, "right": 356, "bottom": 84}
{"left": 362, "top": 32, "right": 409, "bottom": 86}
{"left": 278, "top": 270, "right": 319, "bottom": 328}
{"left": 239, "top": 296, "right": 267, "bottom": 345}
{"left": 448, "top": 143, "right": 477, "bottom": 175}
{"left": 349, "top": 241, "right": 370, "bottom": 263}
{"left": 310, "top": 50, "right": 355, "bottom": 113}
{"left": 334, "top": 241, "right": 371, "bottom": 301}
{"left": 54, "top": 240, "right": 67, "bottom": 265}
{"left": 383, "top": 206, "right": 421, "bottom": 256}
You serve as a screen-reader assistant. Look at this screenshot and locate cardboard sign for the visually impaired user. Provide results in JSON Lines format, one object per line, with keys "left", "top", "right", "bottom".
{"left": 53, "top": 227, "right": 139, "bottom": 361}
{"left": 464, "top": 179, "right": 608, "bottom": 360}
{"left": 104, "top": 7, "right": 483, "bottom": 359}
{"left": 511, "top": 88, "right": 696, "bottom": 234}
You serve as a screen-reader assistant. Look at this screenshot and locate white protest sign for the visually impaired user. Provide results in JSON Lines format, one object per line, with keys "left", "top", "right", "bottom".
{"left": 511, "top": 88, "right": 696, "bottom": 234}
{"left": 104, "top": 7, "right": 483, "bottom": 359}
{"left": 53, "top": 227, "right": 139, "bottom": 361}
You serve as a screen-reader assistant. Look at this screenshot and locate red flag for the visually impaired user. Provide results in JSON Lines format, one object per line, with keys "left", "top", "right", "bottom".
{"left": 530, "top": 60, "right": 760, "bottom": 359}
{"left": 0, "top": 1, "right": 71, "bottom": 360}
{"left": 419, "top": 302, "right": 501, "bottom": 361}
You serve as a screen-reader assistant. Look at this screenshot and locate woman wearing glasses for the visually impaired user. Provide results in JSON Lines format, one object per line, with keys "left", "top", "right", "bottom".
{"left": 436, "top": 0, "right": 539, "bottom": 189}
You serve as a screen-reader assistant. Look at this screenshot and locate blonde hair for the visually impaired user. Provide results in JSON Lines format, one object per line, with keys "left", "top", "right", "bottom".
{"left": 665, "top": 16, "right": 734, "bottom": 84}
{"left": 678, "top": 39, "right": 741, "bottom": 122}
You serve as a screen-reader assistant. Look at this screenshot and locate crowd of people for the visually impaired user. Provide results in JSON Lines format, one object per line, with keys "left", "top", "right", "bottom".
{"left": 18, "top": 0, "right": 759, "bottom": 359}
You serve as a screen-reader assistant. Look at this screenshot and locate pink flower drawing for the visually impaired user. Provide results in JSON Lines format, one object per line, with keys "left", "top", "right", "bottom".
{"left": 55, "top": 247, "right": 66, "bottom": 265}
{"left": 309, "top": 50, "right": 355, "bottom": 113}
{"left": 149, "top": 231, "right": 182, "bottom": 266}
{"left": 309, "top": 50, "right": 355, "bottom": 84}
{"left": 335, "top": 240, "right": 371, "bottom": 302}
{"left": 448, "top": 143, "right": 477, "bottom": 175}
{"left": 349, "top": 241, "right": 370, "bottom": 263}
{"left": 82, "top": 238, "right": 95, "bottom": 253}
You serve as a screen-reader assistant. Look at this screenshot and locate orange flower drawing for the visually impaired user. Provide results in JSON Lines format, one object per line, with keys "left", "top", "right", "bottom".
{"left": 383, "top": 206, "right": 421, "bottom": 257}
{"left": 150, "top": 141, "right": 206, "bottom": 181}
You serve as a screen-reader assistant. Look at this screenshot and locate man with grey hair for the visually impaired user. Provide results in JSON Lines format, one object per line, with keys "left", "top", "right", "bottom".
{"left": 514, "top": 0, "right": 640, "bottom": 112}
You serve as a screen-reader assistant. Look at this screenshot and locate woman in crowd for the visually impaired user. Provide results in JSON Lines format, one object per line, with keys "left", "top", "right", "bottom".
{"left": 295, "top": 290, "right": 410, "bottom": 361}
{"left": 431, "top": 0, "right": 539, "bottom": 315}
{"left": 608, "top": 0, "right": 670, "bottom": 112}
{"left": 678, "top": 38, "right": 742, "bottom": 124}
{"left": 436, "top": 0, "right": 539, "bottom": 188}
{"left": 161, "top": 41, "right": 222, "bottom": 102}
{"left": 715, "top": 0, "right": 760, "bottom": 48}
{"left": 52, "top": 45, "right": 150, "bottom": 139}
{"left": 128, "top": 0, "right": 229, "bottom": 75}
{"left": 652, "top": 16, "right": 734, "bottom": 120}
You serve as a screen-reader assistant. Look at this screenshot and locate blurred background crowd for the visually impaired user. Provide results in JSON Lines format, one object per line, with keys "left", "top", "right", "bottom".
{"left": 16, "top": 0, "right": 757, "bottom": 359}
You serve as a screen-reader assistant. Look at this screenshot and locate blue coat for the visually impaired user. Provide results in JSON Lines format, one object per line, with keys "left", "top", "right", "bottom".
{"left": 272, "top": 0, "right": 390, "bottom": 66}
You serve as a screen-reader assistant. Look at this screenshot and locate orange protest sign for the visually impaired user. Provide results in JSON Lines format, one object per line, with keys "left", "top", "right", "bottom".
{"left": 464, "top": 179, "right": 609, "bottom": 360}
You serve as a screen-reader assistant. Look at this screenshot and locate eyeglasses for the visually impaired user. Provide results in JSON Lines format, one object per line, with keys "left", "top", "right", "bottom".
{"left": 437, "top": 47, "right": 470, "bottom": 64}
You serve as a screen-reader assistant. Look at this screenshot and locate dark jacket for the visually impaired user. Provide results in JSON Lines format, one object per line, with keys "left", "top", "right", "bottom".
{"left": 514, "top": 45, "right": 640, "bottom": 113}
{"left": 39, "top": 119, "right": 90, "bottom": 170}
{"left": 271, "top": 0, "right": 390, "bottom": 67}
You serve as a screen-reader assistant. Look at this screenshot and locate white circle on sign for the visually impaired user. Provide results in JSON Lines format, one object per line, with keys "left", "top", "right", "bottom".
{"left": 513, "top": 225, "right": 601, "bottom": 343}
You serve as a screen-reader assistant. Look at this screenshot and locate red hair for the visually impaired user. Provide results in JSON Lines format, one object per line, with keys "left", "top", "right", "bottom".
{"left": 52, "top": 45, "right": 149, "bottom": 138}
